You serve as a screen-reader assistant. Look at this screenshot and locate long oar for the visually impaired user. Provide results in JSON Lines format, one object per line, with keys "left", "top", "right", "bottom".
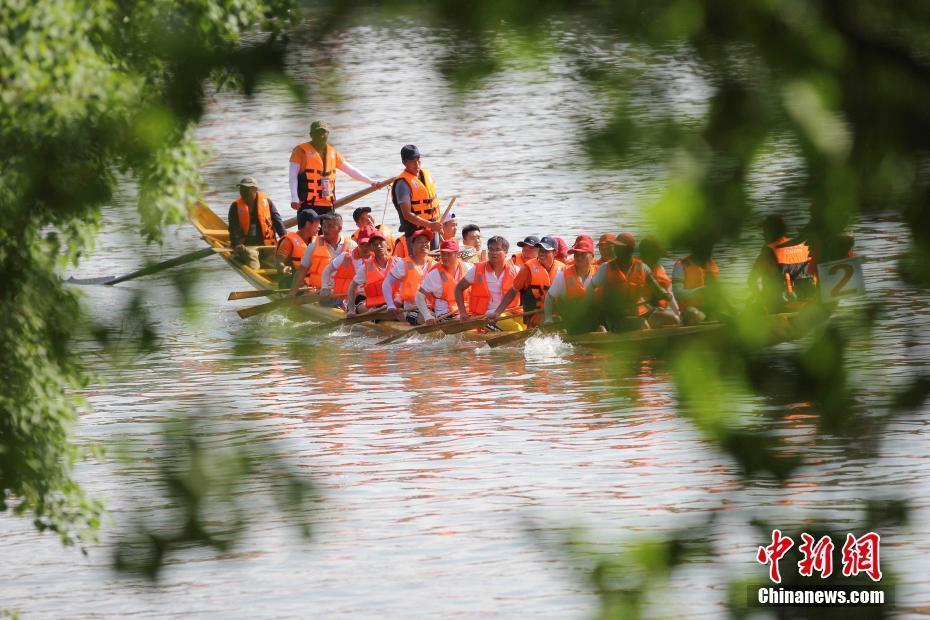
{"left": 66, "top": 247, "right": 218, "bottom": 286}
{"left": 440, "top": 308, "right": 542, "bottom": 335}
{"left": 236, "top": 291, "right": 321, "bottom": 319}
{"left": 375, "top": 311, "right": 458, "bottom": 346}
{"left": 228, "top": 287, "right": 313, "bottom": 301}
{"left": 283, "top": 178, "right": 397, "bottom": 227}
{"left": 307, "top": 305, "right": 389, "bottom": 333}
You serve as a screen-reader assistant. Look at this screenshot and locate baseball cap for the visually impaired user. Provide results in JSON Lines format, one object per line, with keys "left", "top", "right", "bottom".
{"left": 309, "top": 120, "right": 329, "bottom": 134}
{"left": 368, "top": 230, "right": 388, "bottom": 243}
{"left": 356, "top": 225, "right": 376, "bottom": 244}
{"left": 236, "top": 176, "right": 259, "bottom": 188}
{"left": 410, "top": 229, "right": 432, "bottom": 243}
{"left": 439, "top": 239, "right": 460, "bottom": 253}
{"left": 296, "top": 209, "right": 320, "bottom": 228}
{"left": 598, "top": 233, "right": 617, "bottom": 245}
{"left": 516, "top": 235, "right": 540, "bottom": 248}
{"left": 352, "top": 206, "right": 372, "bottom": 223}
{"left": 568, "top": 235, "right": 595, "bottom": 254}
{"left": 535, "top": 236, "right": 558, "bottom": 252}
{"left": 401, "top": 144, "right": 420, "bottom": 161}
{"left": 609, "top": 232, "right": 636, "bottom": 248}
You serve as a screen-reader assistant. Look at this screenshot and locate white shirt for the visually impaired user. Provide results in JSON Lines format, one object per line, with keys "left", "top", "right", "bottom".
{"left": 321, "top": 250, "right": 366, "bottom": 290}
{"left": 416, "top": 264, "right": 464, "bottom": 320}
{"left": 544, "top": 267, "right": 595, "bottom": 322}
{"left": 383, "top": 258, "right": 432, "bottom": 309}
{"left": 464, "top": 263, "right": 517, "bottom": 315}
{"left": 299, "top": 236, "right": 355, "bottom": 270}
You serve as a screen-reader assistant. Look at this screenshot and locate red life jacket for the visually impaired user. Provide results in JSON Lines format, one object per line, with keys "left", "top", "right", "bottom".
{"left": 398, "top": 257, "right": 435, "bottom": 305}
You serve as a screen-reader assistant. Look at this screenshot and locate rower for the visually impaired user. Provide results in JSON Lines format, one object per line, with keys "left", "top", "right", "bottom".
{"left": 554, "top": 237, "right": 573, "bottom": 266}
{"left": 459, "top": 224, "right": 486, "bottom": 264}
{"left": 543, "top": 235, "right": 597, "bottom": 331}
{"left": 415, "top": 239, "right": 465, "bottom": 324}
{"left": 392, "top": 144, "right": 443, "bottom": 250}
{"left": 227, "top": 176, "right": 286, "bottom": 269}
{"left": 321, "top": 225, "right": 375, "bottom": 308}
{"left": 747, "top": 214, "right": 811, "bottom": 312}
{"left": 509, "top": 235, "right": 539, "bottom": 269}
{"left": 638, "top": 235, "right": 680, "bottom": 327}
{"left": 441, "top": 213, "right": 457, "bottom": 242}
{"left": 275, "top": 208, "right": 320, "bottom": 288}
{"left": 351, "top": 206, "right": 394, "bottom": 252}
{"left": 289, "top": 120, "right": 380, "bottom": 216}
{"left": 592, "top": 232, "right": 672, "bottom": 331}
{"left": 672, "top": 241, "right": 721, "bottom": 326}
{"left": 347, "top": 231, "right": 399, "bottom": 315}
{"left": 455, "top": 235, "right": 519, "bottom": 320}
{"left": 596, "top": 233, "right": 616, "bottom": 265}
{"left": 382, "top": 229, "right": 435, "bottom": 324}
{"left": 289, "top": 213, "right": 355, "bottom": 293}
{"left": 489, "top": 235, "right": 564, "bottom": 327}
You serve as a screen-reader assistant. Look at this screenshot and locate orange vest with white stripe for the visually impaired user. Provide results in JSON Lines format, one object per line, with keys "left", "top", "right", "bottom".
{"left": 399, "top": 257, "right": 435, "bottom": 304}
{"left": 601, "top": 258, "right": 649, "bottom": 316}
{"left": 276, "top": 232, "right": 307, "bottom": 271}
{"left": 296, "top": 143, "right": 340, "bottom": 208}
{"left": 426, "top": 261, "right": 463, "bottom": 313}
{"left": 562, "top": 264, "right": 591, "bottom": 300}
{"left": 393, "top": 168, "right": 439, "bottom": 224}
{"left": 768, "top": 236, "right": 810, "bottom": 292}
{"left": 236, "top": 193, "right": 276, "bottom": 245}
{"left": 333, "top": 248, "right": 362, "bottom": 297}
{"left": 392, "top": 235, "right": 409, "bottom": 259}
{"left": 675, "top": 256, "right": 719, "bottom": 309}
{"left": 306, "top": 235, "right": 349, "bottom": 288}
{"left": 363, "top": 256, "right": 395, "bottom": 307}
{"left": 468, "top": 261, "right": 517, "bottom": 316}
{"left": 519, "top": 258, "right": 564, "bottom": 312}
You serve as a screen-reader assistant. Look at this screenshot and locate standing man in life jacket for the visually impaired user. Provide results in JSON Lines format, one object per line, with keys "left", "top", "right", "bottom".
{"left": 347, "top": 230, "right": 398, "bottom": 315}
{"left": 289, "top": 212, "right": 355, "bottom": 294}
{"left": 747, "top": 214, "right": 811, "bottom": 312}
{"left": 351, "top": 206, "right": 394, "bottom": 252}
{"left": 382, "top": 229, "right": 435, "bottom": 324}
{"left": 592, "top": 232, "right": 671, "bottom": 331}
{"left": 392, "top": 144, "right": 443, "bottom": 250}
{"left": 227, "top": 176, "right": 286, "bottom": 269}
{"left": 509, "top": 235, "right": 540, "bottom": 269}
{"left": 672, "top": 240, "right": 722, "bottom": 326}
{"left": 543, "top": 235, "right": 598, "bottom": 332}
{"left": 274, "top": 208, "right": 320, "bottom": 288}
{"left": 489, "top": 235, "right": 565, "bottom": 327}
{"left": 289, "top": 120, "right": 380, "bottom": 216}
{"left": 455, "top": 235, "right": 519, "bottom": 318}
{"left": 415, "top": 239, "right": 465, "bottom": 324}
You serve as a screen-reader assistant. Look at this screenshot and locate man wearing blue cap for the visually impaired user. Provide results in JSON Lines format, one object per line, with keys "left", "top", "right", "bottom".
{"left": 488, "top": 235, "right": 565, "bottom": 327}
{"left": 391, "top": 144, "right": 443, "bottom": 250}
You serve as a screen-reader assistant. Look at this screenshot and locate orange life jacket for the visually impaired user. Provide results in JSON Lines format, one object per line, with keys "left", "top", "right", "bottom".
{"left": 510, "top": 253, "right": 527, "bottom": 270}
{"left": 675, "top": 256, "right": 719, "bottom": 309}
{"left": 392, "top": 168, "right": 439, "bottom": 229}
{"left": 519, "top": 258, "right": 564, "bottom": 313}
{"left": 276, "top": 232, "right": 308, "bottom": 271}
{"left": 236, "top": 192, "right": 276, "bottom": 246}
{"left": 352, "top": 224, "right": 395, "bottom": 252}
{"left": 392, "top": 235, "right": 409, "bottom": 259}
{"left": 296, "top": 143, "right": 340, "bottom": 208}
{"left": 600, "top": 257, "right": 649, "bottom": 316}
{"left": 468, "top": 261, "right": 517, "bottom": 316}
{"left": 333, "top": 248, "right": 363, "bottom": 297}
{"left": 426, "top": 261, "right": 463, "bottom": 314}
{"left": 306, "top": 235, "right": 349, "bottom": 288}
{"left": 363, "top": 256, "right": 395, "bottom": 307}
{"left": 768, "top": 236, "right": 810, "bottom": 293}
{"left": 646, "top": 263, "right": 672, "bottom": 308}
{"left": 562, "top": 264, "right": 593, "bottom": 300}
{"left": 398, "top": 257, "right": 436, "bottom": 305}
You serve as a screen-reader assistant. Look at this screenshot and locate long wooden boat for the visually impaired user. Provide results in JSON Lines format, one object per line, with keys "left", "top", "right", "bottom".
{"left": 192, "top": 203, "right": 826, "bottom": 349}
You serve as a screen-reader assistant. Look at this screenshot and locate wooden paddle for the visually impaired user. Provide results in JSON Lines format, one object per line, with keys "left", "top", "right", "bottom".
{"left": 228, "top": 287, "right": 314, "bottom": 301}
{"left": 375, "top": 311, "right": 458, "bottom": 345}
{"left": 307, "top": 305, "right": 389, "bottom": 333}
{"left": 283, "top": 178, "right": 397, "bottom": 227}
{"left": 236, "top": 291, "right": 321, "bottom": 319}
{"left": 65, "top": 247, "right": 218, "bottom": 286}
{"left": 439, "top": 308, "right": 543, "bottom": 335}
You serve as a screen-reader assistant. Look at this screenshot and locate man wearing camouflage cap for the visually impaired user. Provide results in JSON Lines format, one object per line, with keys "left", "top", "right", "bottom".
{"left": 289, "top": 120, "right": 380, "bottom": 216}
{"left": 227, "top": 176, "right": 286, "bottom": 269}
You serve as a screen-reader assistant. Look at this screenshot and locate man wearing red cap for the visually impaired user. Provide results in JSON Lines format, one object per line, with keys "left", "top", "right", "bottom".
{"left": 382, "top": 229, "right": 435, "bottom": 323}
{"left": 596, "top": 233, "right": 616, "bottom": 265}
{"left": 346, "top": 230, "right": 400, "bottom": 315}
{"left": 489, "top": 235, "right": 565, "bottom": 327}
{"left": 320, "top": 225, "right": 375, "bottom": 308}
{"left": 415, "top": 239, "right": 465, "bottom": 323}
{"left": 543, "top": 235, "right": 597, "bottom": 327}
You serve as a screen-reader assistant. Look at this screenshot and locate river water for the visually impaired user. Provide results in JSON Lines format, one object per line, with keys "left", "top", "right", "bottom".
{"left": 2, "top": 23, "right": 929, "bottom": 619}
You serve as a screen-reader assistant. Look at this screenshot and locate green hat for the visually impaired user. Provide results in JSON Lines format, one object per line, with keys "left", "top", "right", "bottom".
{"left": 236, "top": 176, "right": 259, "bottom": 188}
{"left": 309, "top": 120, "right": 329, "bottom": 134}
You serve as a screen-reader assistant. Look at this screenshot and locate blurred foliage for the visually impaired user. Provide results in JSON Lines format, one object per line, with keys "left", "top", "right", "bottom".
{"left": 0, "top": 0, "right": 299, "bottom": 546}
{"left": 113, "top": 416, "right": 317, "bottom": 580}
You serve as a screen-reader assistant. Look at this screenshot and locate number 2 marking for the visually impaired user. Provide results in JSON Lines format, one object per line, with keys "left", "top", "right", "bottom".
{"left": 829, "top": 263, "right": 856, "bottom": 298}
